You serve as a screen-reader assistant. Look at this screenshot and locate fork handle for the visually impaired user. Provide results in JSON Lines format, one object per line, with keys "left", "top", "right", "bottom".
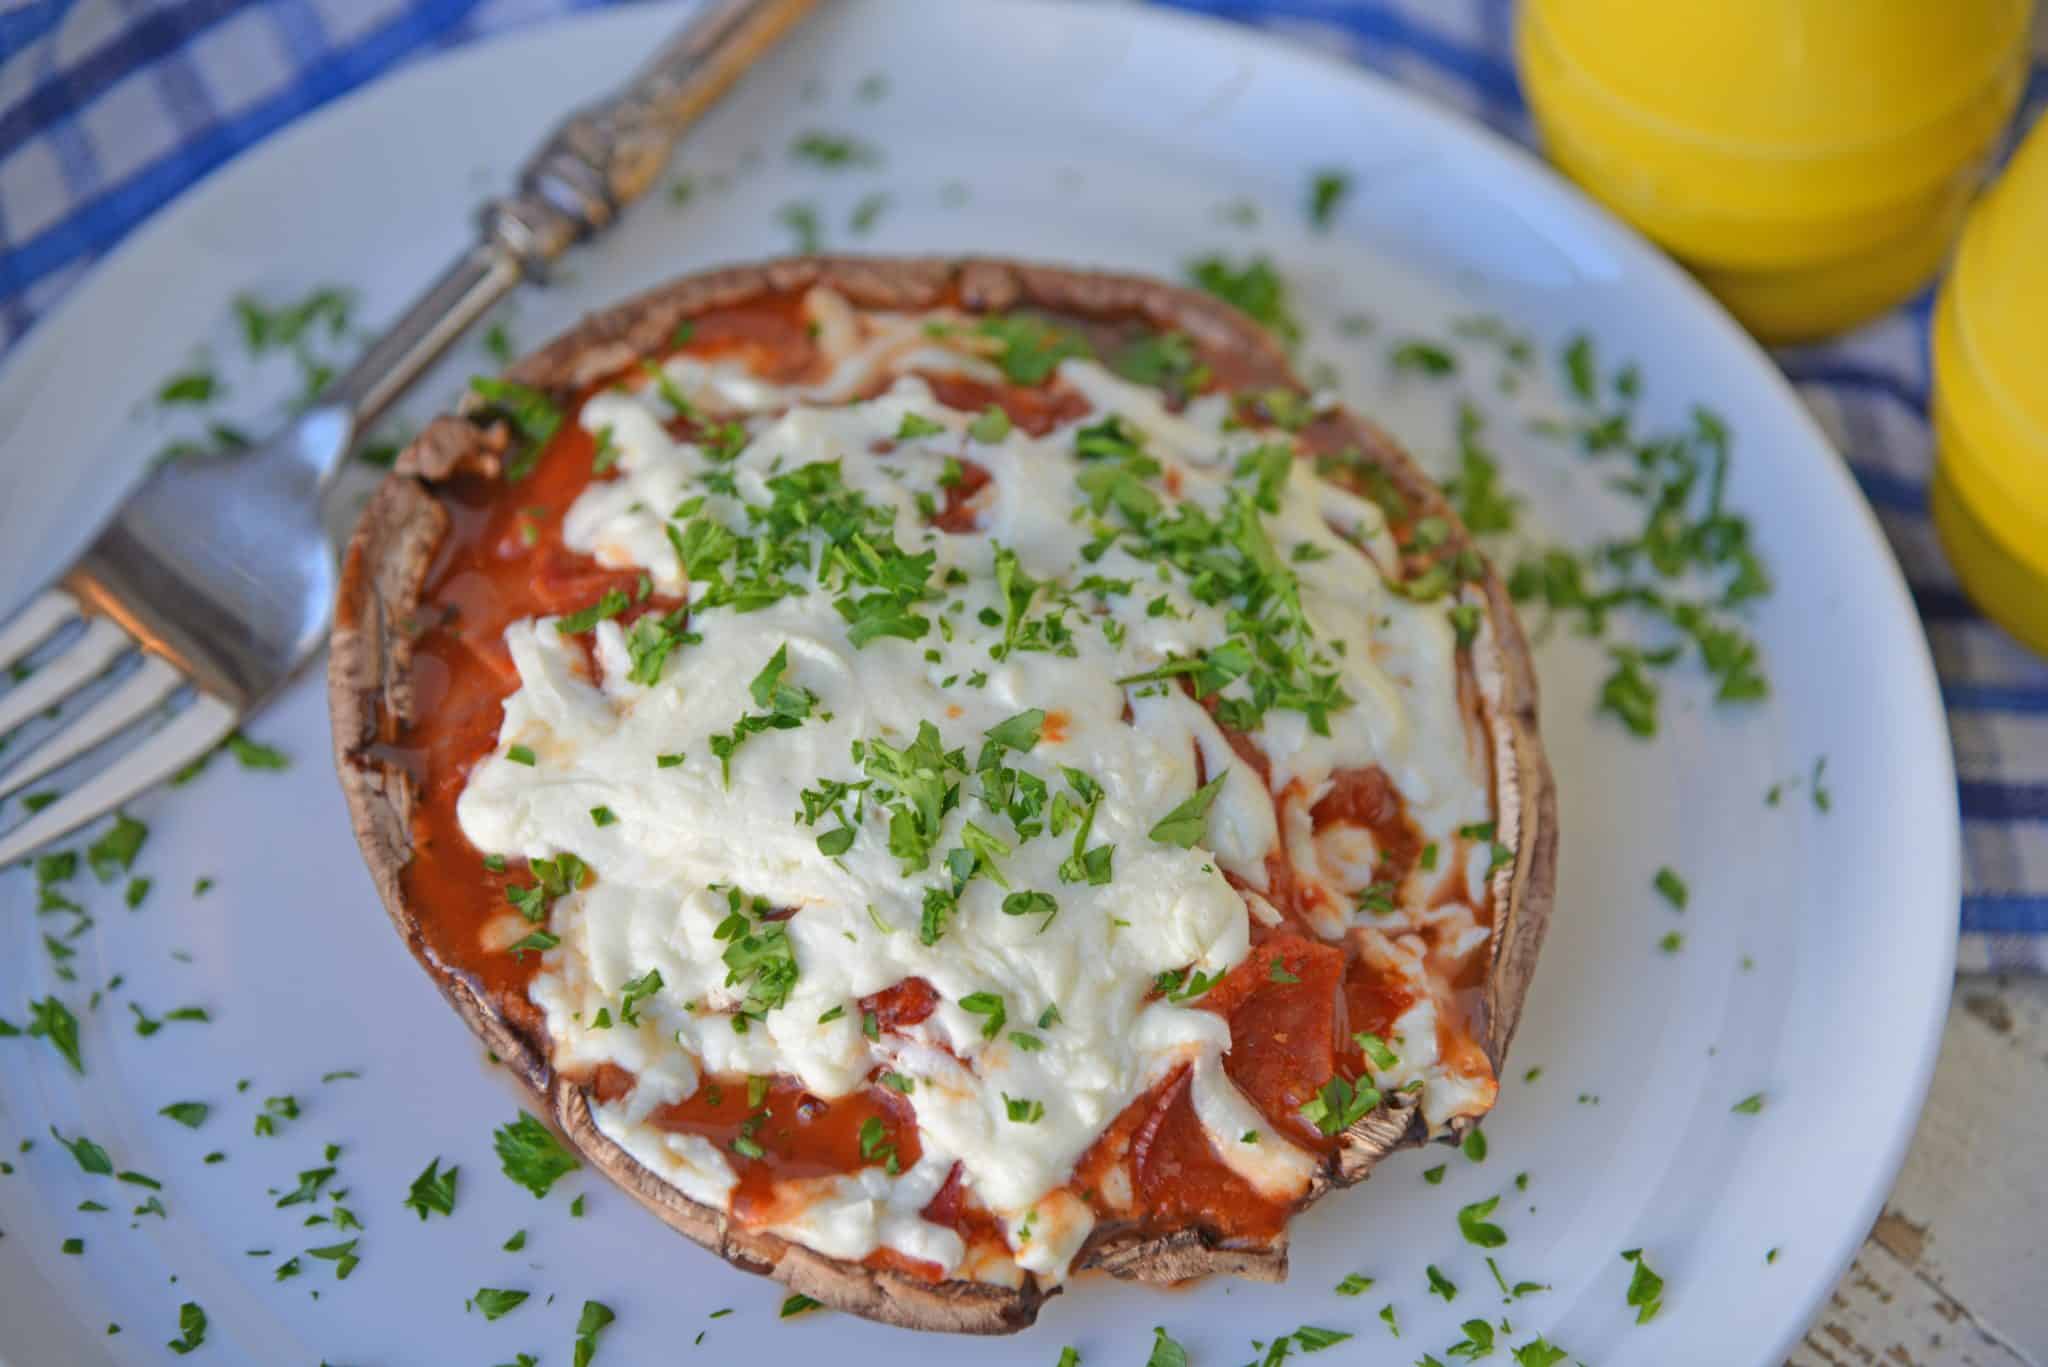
{"left": 322, "top": 0, "right": 819, "bottom": 450}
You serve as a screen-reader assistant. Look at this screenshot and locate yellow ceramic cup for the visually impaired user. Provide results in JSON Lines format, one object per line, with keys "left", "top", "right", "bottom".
{"left": 1931, "top": 114, "right": 2048, "bottom": 656}
{"left": 1519, "top": 0, "right": 2033, "bottom": 343}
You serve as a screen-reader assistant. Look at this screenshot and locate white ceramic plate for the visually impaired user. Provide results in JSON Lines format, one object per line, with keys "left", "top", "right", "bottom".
{"left": 0, "top": 2, "right": 1959, "bottom": 1363}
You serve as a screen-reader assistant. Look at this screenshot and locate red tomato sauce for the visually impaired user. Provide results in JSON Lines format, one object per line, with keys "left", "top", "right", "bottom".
{"left": 646, "top": 1074, "right": 919, "bottom": 1224}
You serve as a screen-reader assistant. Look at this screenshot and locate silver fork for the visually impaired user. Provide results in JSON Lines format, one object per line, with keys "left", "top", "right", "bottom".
{"left": 0, "top": 0, "right": 817, "bottom": 866}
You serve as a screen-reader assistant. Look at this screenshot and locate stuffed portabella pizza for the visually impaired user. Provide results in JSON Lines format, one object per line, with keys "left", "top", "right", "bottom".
{"left": 329, "top": 257, "right": 1555, "bottom": 1333}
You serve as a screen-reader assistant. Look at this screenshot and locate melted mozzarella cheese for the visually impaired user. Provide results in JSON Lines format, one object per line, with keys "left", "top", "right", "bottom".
{"left": 455, "top": 310, "right": 1495, "bottom": 1283}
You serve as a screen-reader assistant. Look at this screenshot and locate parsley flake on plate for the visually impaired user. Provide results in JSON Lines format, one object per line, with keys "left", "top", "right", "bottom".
{"left": 1621, "top": 1247, "right": 1665, "bottom": 1322}
{"left": 494, "top": 1112, "right": 579, "bottom": 1198}
{"left": 471, "top": 1288, "right": 529, "bottom": 1321}
{"left": 403, "top": 1157, "right": 459, "bottom": 1220}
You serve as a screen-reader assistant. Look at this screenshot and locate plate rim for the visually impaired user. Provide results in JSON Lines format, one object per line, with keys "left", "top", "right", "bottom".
{"left": 0, "top": 1, "right": 1962, "bottom": 1361}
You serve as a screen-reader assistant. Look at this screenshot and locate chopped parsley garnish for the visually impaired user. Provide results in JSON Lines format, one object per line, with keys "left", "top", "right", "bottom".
{"left": 968, "top": 405, "right": 1012, "bottom": 443}
{"left": 307, "top": 1238, "right": 360, "bottom": 1279}
{"left": 470, "top": 1288, "right": 529, "bottom": 1321}
{"left": 624, "top": 609, "right": 697, "bottom": 685}
{"left": 1652, "top": 866, "right": 1688, "bottom": 909}
{"left": 1186, "top": 255, "right": 1300, "bottom": 346}
{"left": 790, "top": 130, "right": 879, "bottom": 167}
{"left": 506, "top": 744, "right": 537, "bottom": 766}
{"left": 1426, "top": 1263, "right": 1458, "bottom": 1301}
{"left": 1354, "top": 1032, "right": 1400, "bottom": 1072}
{"left": 857, "top": 1116, "right": 900, "bottom": 1173}
{"left": 1463, "top": 1126, "right": 1488, "bottom": 1162}
{"left": 779, "top": 1294, "right": 822, "bottom": 1318}
{"left": 1148, "top": 772, "right": 1228, "bottom": 849}
{"left": 1732, "top": 1092, "right": 1766, "bottom": 1115}
{"left": 51, "top": 1128, "right": 112, "bottom": 1175}
{"left": 166, "top": 1302, "right": 207, "bottom": 1355}
{"left": 1448, "top": 1319, "right": 1497, "bottom": 1358}
{"left": 159, "top": 1102, "right": 208, "bottom": 1129}
{"left": 1307, "top": 168, "right": 1351, "bottom": 229}
{"left": 1390, "top": 340, "right": 1456, "bottom": 376}
{"left": 86, "top": 814, "right": 147, "bottom": 881}
{"left": 27, "top": 997, "right": 83, "bottom": 1072}
{"left": 507, "top": 930, "right": 560, "bottom": 958}
{"left": 468, "top": 377, "right": 562, "bottom": 480}
{"left": 959, "top": 991, "right": 1007, "bottom": 1039}
{"left": 556, "top": 588, "right": 630, "bottom": 636}
{"left": 714, "top": 887, "right": 800, "bottom": 1023}
{"left": 1111, "top": 331, "right": 1210, "bottom": 402}
{"left": 403, "top": 1158, "right": 459, "bottom": 1220}
{"left": 1000, "top": 890, "right": 1058, "bottom": 930}
{"left": 1146, "top": 1326, "right": 1190, "bottom": 1367}
{"left": 849, "top": 191, "right": 890, "bottom": 234}
{"left": 574, "top": 1300, "right": 617, "bottom": 1365}
{"left": 494, "top": 1112, "right": 579, "bottom": 1198}
{"left": 617, "top": 969, "right": 663, "bottom": 1026}
{"left": 158, "top": 371, "right": 219, "bottom": 405}
{"left": 896, "top": 412, "right": 947, "bottom": 440}
{"left": 251, "top": 1094, "right": 297, "bottom": 1137}
{"left": 1621, "top": 1248, "right": 1665, "bottom": 1323}
{"left": 1292, "top": 1327, "right": 1354, "bottom": 1352}
{"left": 1335, "top": 1272, "right": 1374, "bottom": 1296}
{"left": 975, "top": 314, "right": 1090, "bottom": 384}
{"left": 1458, "top": 1195, "right": 1508, "bottom": 1248}
{"left": 275, "top": 1163, "right": 333, "bottom": 1207}
{"left": 708, "top": 645, "right": 819, "bottom": 785}
{"left": 1445, "top": 402, "right": 1520, "bottom": 534}
{"left": 1300, "top": 1075, "right": 1379, "bottom": 1135}
{"left": 1003, "top": 1094, "right": 1044, "bottom": 1124}
{"left": 591, "top": 424, "right": 621, "bottom": 473}
{"left": 223, "top": 733, "right": 290, "bottom": 770}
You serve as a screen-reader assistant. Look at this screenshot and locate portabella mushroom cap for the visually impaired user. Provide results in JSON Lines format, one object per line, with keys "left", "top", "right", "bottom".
{"left": 328, "top": 255, "right": 1557, "bottom": 1333}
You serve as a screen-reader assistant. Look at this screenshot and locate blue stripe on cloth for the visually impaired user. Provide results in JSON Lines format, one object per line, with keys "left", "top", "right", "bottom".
{"left": 1961, "top": 781, "right": 2048, "bottom": 823}
{"left": 0, "top": 1, "right": 72, "bottom": 58}
{"left": 1162, "top": 0, "right": 1527, "bottom": 113}
{"left": 1847, "top": 463, "right": 1927, "bottom": 515}
{"left": 0, "top": 0, "right": 256, "bottom": 159}
{"left": 1963, "top": 896, "right": 2048, "bottom": 935}
{"left": 1946, "top": 684, "right": 2048, "bottom": 714}
{"left": 1781, "top": 362, "right": 1930, "bottom": 413}
{"left": 0, "top": 0, "right": 486, "bottom": 306}
{"left": 1912, "top": 583, "right": 1989, "bottom": 622}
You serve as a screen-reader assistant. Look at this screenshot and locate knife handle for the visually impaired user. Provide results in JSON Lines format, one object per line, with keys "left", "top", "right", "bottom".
{"left": 485, "top": 0, "right": 821, "bottom": 269}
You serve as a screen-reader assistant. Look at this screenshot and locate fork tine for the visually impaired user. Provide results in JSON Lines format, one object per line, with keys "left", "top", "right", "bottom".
{"left": 0, "top": 616, "right": 130, "bottom": 739}
{"left": 0, "top": 589, "right": 80, "bottom": 677}
{"left": 0, "top": 693, "right": 238, "bottom": 866}
{"left": 0, "top": 655, "right": 183, "bottom": 803}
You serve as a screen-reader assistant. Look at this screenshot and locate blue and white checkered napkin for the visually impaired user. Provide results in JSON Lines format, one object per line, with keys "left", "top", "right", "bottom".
{"left": 2, "top": 0, "right": 2045, "bottom": 971}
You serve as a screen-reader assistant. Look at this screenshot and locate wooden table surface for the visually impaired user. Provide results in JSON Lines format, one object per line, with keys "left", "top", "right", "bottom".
{"left": 1790, "top": 975, "right": 2047, "bottom": 1365}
